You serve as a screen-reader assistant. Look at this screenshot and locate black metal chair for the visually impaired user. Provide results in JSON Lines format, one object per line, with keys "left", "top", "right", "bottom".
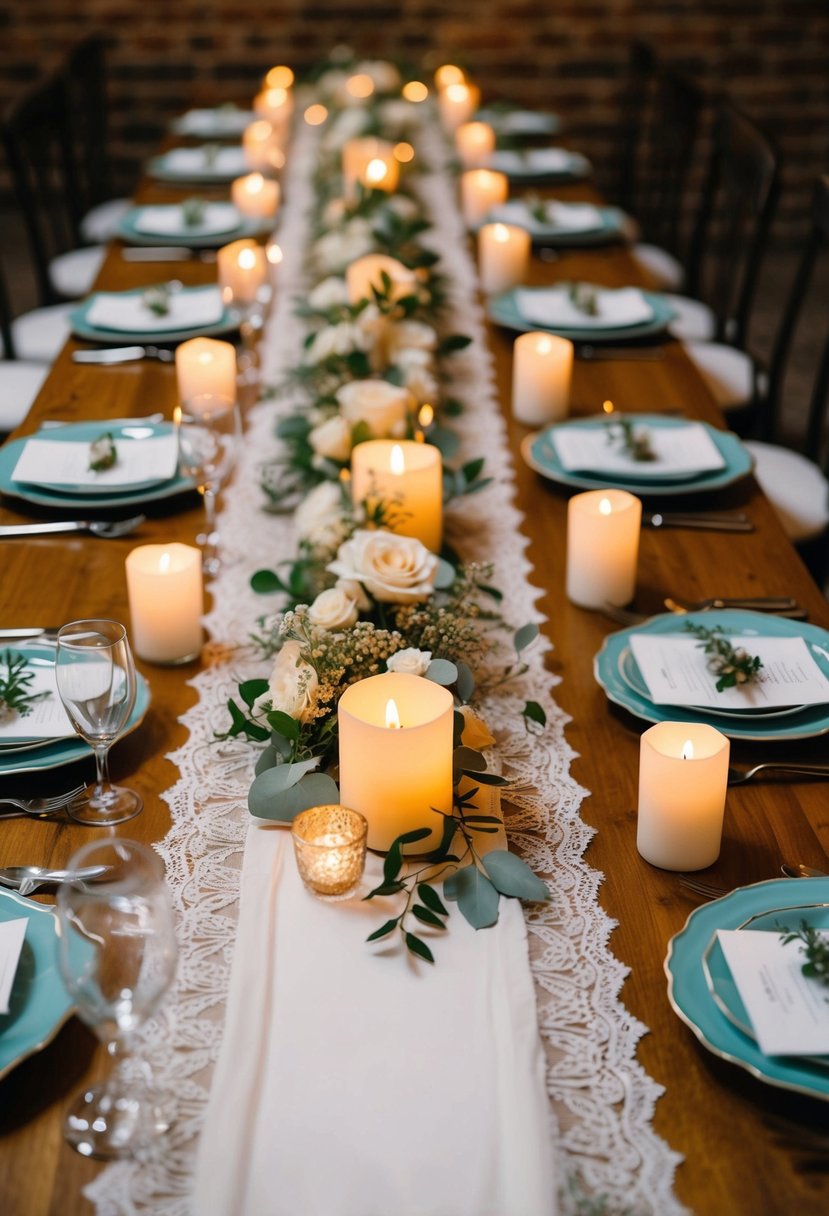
{"left": 616, "top": 40, "right": 657, "bottom": 219}
{"left": 0, "top": 259, "right": 51, "bottom": 435}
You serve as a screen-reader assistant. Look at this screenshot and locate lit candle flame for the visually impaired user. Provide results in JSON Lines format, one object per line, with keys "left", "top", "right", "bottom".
{"left": 681, "top": 740, "right": 694, "bottom": 760}
{"left": 238, "top": 247, "right": 257, "bottom": 271}
{"left": 173, "top": 405, "right": 182, "bottom": 426}
{"left": 418, "top": 403, "right": 434, "bottom": 428}
{"left": 537, "top": 336, "right": 553, "bottom": 355}
{"left": 264, "top": 65, "right": 294, "bottom": 89}
{"left": 346, "top": 73, "right": 375, "bottom": 99}
{"left": 446, "top": 82, "right": 470, "bottom": 104}
{"left": 304, "top": 103, "right": 328, "bottom": 126}
{"left": 394, "top": 142, "right": 415, "bottom": 163}
{"left": 390, "top": 444, "right": 406, "bottom": 475}
{"left": 603, "top": 400, "right": 615, "bottom": 415}
{"left": 435, "top": 64, "right": 465, "bottom": 89}
{"left": 159, "top": 551, "right": 171, "bottom": 575}
{"left": 247, "top": 173, "right": 264, "bottom": 195}
{"left": 263, "top": 87, "right": 288, "bottom": 110}
{"left": 493, "top": 222, "right": 510, "bottom": 243}
{"left": 365, "top": 158, "right": 388, "bottom": 185}
{"left": 266, "top": 241, "right": 283, "bottom": 266}
{"left": 598, "top": 497, "right": 613, "bottom": 516}
{"left": 402, "top": 80, "right": 428, "bottom": 102}
{"left": 385, "top": 698, "right": 402, "bottom": 729}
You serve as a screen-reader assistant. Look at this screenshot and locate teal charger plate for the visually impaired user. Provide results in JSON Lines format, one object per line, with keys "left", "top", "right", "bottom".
{"left": 69, "top": 287, "right": 238, "bottom": 345}
{"left": 0, "top": 889, "right": 76, "bottom": 1081}
{"left": 665, "top": 877, "right": 829, "bottom": 1100}
{"left": 476, "top": 107, "right": 563, "bottom": 138}
{"left": 0, "top": 421, "right": 194, "bottom": 510}
{"left": 594, "top": 609, "right": 829, "bottom": 742}
{"left": 522, "top": 414, "right": 752, "bottom": 496}
{"left": 0, "top": 644, "right": 150, "bottom": 776}
{"left": 117, "top": 206, "right": 271, "bottom": 248}
{"left": 488, "top": 148, "right": 591, "bottom": 182}
{"left": 488, "top": 287, "right": 675, "bottom": 342}
{"left": 487, "top": 205, "right": 627, "bottom": 247}
{"left": 147, "top": 149, "right": 249, "bottom": 184}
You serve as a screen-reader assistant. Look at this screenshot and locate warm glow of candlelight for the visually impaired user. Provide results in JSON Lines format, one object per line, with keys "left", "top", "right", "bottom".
{"left": 537, "top": 336, "right": 553, "bottom": 355}
{"left": 346, "top": 73, "right": 375, "bottom": 99}
{"left": 304, "top": 103, "right": 328, "bottom": 126}
{"left": 390, "top": 444, "right": 406, "bottom": 475}
{"left": 173, "top": 405, "right": 182, "bottom": 426}
{"left": 394, "top": 141, "right": 415, "bottom": 163}
{"left": 603, "top": 399, "right": 615, "bottom": 415}
{"left": 365, "top": 157, "right": 388, "bottom": 184}
{"left": 385, "top": 699, "right": 402, "bottom": 729}
{"left": 598, "top": 497, "right": 613, "bottom": 516}
{"left": 435, "top": 64, "right": 465, "bottom": 89}
{"left": 682, "top": 740, "right": 695, "bottom": 760}
{"left": 238, "top": 247, "right": 257, "bottom": 271}
{"left": 264, "top": 65, "right": 294, "bottom": 89}
{"left": 418, "top": 403, "right": 434, "bottom": 427}
{"left": 266, "top": 241, "right": 283, "bottom": 266}
{"left": 402, "top": 80, "right": 428, "bottom": 102}
{"left": 159, "top": 551, "right": 171, "bottom": 575}
{"left": 493, "top": 223, "right": 510, "bottom": 243}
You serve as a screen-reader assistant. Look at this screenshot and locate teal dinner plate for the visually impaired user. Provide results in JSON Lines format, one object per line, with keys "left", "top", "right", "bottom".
{"left": 170, "top": 107, "right": 255, "bottom": 139}
{"left": 0, "top": 889, "right": 77, "bottom": 1082}
{"left": 594, "top": 610, "right": 829, "bottom": 741}
{"left": 117, "top": 206, "right": 271, "bottom": 249}
{"left": 0, "top": 421, "right": 194, "bottom": 510}
{"left": 476, "top": 107, "right": 562, "bottom": 138}
{"left": 489, "top": 287, "right": 675, "bottom": 342}
{"left": 487, "top": 204, "right": 626, "bottom": 247}
{"left": 69, "top": 287, "right": 238, "bottom": 346}
{"left": 0, "top": 644, "right": 150, "bottom": 776}
{"left": 488, "top": 148, "right": 591, "bottom": 183}
{"left": 147, "top": 148, "right": 249, "bottom": 184}
{"left": 522, "top": 415, "right": 752, "bottom": 496}
{"left": 665, "top": 877, "right": 829, "bottom": 1100}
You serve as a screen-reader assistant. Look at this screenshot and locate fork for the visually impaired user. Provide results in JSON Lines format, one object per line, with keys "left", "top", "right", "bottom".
{"left": 0, "top": 785, "right": 86, "bottom": 817}
{"left": 678, "top": 875, "right": 728, "bottom": 900}
{"left": 727, "top": 761, "right": 829, "bottom": 785}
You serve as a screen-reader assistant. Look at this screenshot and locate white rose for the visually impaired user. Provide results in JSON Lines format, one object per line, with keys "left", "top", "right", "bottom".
{"left": 308, "top": 276, "right": 349, "bottom": 310}
{"left": 328, "top": 529, "right": 438, "bottom": 604}
{"left": 309, "top": 414, "right": 352, "bottom": 463}
{"left": 254, "top": 640, "right": 319, "bottom": 723}
{"left": 294, "top": 481, "right": 349, "bottom": 550}
{"left": 357, "top": 60, "right": 401, "bottom": 92}
{"left": 386, "top": 320, "right": 438, "bottom": 357}
{"left": 388, "top": 195, "right": 420, "bottom": 221}
{"left": 396, "top": 349, "right": 439, "bottom": 404}
{"left": 305, "top": 321, "right": 369, "bottom": 364}
{"left": 336, "top": 378, "right": 413, "bottom": 438}
{"left": 307, "top": 587, "right": 359, "bottom": 630}
{"left": 314, "top": 224, "right": 375, "bottom": 274}
{"left": 335, "top": 577, "right": 372, "bottom": 612}
{"left": 387, "top": 647, "right": 432, "bottom": 676}
{"left": 378, "top": 99, "right": 413, "bottom": 130}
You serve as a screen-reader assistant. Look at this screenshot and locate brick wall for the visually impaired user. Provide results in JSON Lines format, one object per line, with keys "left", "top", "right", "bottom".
{"left": 0, "top": 0, "right": 827, "bottom": 242}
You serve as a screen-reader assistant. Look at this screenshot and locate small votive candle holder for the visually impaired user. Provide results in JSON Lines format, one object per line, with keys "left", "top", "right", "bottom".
{"left": 291, "top": 805, "right": 368, "bottom": 899}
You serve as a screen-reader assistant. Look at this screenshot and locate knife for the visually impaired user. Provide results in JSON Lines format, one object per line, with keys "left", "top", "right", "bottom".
{"left": 643, "top": 512, "right": 755, "bottom": 533}
{"left": 72, "top": 347, "right": 175, "bottom": 365}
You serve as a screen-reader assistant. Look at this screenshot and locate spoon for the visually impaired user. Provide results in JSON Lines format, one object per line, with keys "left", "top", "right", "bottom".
{"left": 0, "top": 864, "right": 109, "bottom": 896}
{"left": 780, "top": 863, "right": 828, "bottom": 879}
{"left": 0, "top": 515, "right": 146, "bottom": 540}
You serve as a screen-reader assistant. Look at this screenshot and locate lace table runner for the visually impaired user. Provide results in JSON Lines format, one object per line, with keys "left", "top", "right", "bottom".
{"left": 86, "top": 114, "right": 686, "bottom": 1216}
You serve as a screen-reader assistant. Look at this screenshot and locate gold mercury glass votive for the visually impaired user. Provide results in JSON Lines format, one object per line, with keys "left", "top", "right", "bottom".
{"left": 291, "top": 805, "right": 368, "bottom": 899}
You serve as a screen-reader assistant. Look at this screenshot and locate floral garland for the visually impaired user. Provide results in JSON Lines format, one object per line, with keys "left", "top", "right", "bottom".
{"left": 224, "top": 55, "right": 549, "bottom": 962}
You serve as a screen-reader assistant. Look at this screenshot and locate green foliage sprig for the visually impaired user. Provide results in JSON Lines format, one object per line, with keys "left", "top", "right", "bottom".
{"left": 88, "top": 432, "right": 117, "bottom": 471}
{"left": 684, "top": 622, "right": 763, "bottom": 691}
{"left": 0, "top": 650, "right": 51, "bottom": 723}
{"left": 780, "top": 921, "right": 829, "bottom": 986}
{"left": 566, "top": 281, "right": 599, "bottom": 316}
{"left": 605, "top": 416, "right": 656, "bottom": 462}
{"left": 142, "top": 283, "right": 172, "bottom": 317}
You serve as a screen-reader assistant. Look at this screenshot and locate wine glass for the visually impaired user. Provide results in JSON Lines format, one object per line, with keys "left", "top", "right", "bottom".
{"left": 175, "top": 392, "right": 242, "bottom": 574}
{"left": 56, "top": 838, "right": 178, "bottom": 1159}
{"left": 55, "top": 619, "right": 142, "bottom": 826}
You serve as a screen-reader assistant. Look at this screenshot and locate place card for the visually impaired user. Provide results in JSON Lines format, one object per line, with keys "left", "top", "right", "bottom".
{"left": 133, "top": 204, "right": 242, "bottom": 237}
{"left": 85, "top": 286, "right": 224, "bottom": 333}
{"left": 717, "top": 928, "right": 829, "bottom": 1056}
{"left": 0, "top": 664, "right": 72, "bottom": 742}
{"left": 552, "top": 422, "right": 725, "bottom": 478}
{"left": 629, "top": 634, "right": 829, "bottom": 710}
{"left": 491, "top": 200, "right": 604, "bottom": 235}
{"left": 515, "top": 286, "right": 653, "bottom": 330}
{"left": 0, "top": 918, "right": 28, "bottom": 1014}
{"left": 12, "top": 433, "right": 179, "bottom": 490}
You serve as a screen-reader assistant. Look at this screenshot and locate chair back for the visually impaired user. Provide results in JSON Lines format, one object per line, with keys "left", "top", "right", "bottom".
{"left": 616, "top": 40, "right": 657, "bottom": 216}
{"left": 687, "top": 103, "right": 780, "bottom": 348}
{"left": 638, "top": 66, "right": 705, "bottom": 260}
{"left": 1, "top": 73, "right": 80, "bottom": 306}
{"left": 62, "top": 33, "right": 112, "bottom": 224}
{"left": 0, "top": 256, "right": 18, "bottom": 360}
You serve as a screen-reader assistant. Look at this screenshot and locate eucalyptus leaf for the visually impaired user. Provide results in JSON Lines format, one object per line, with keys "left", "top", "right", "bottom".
{"left": 240, "top": 678, "right": 269, "bottom": 708}
{"left": 456, "top": 661, "right": 475, "bottom": 703}
{"left": 482, "top": 850, "right": 550, "bottom": 902}
{"left": 251, "top": 569, "right": 285, "bottom": 595}
{"left": 454, "top": 864, "right": 500, "bottom": 929}
{"left": 429, "top": 425, "right": 461, "bottom": 460}
{"left": 248, "top": 771, "right": 340, "bottom": 821}
{"left": 464, "top": 770, "right": 509, "bottom": 786}
{"left": 514, "top": 622, "right": 539, "bottom": 654}
{"left": 443, "top": 870, "right": 461, "bottom": 901}
{"left": 523, "top": 700, "right": 547, "bottom": 727}
{"left": 254, "top": 746, "right": 279, "bottom": 776}
{"left": 434, "top": 558, "right": 456, "bottom": 589}
{"left": 425, "top": 658, "right": 458, "bottom": 686}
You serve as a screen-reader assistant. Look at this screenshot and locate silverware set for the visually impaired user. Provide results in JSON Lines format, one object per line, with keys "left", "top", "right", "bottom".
{"left": 0, "top": 515, "right": 146, "bottom": 540}
{"left": 121, "top": 246, "right": 218, "bottom": 263}
{"left": 642, "top": 511, "right": 755, "bottom": 533}
{"left": 72, "top": 345, "right": 176, "bottom": 364}
{"left": 602, "top": 595, "right": 808, "bottom": 627}
{"left": 0, "top": 784, "right": 86, "bottom": 819}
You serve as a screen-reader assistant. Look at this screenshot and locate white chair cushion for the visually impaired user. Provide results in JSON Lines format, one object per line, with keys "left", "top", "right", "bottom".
{"left": 683, "top": 340, "right": 754, "bottom": 411}
{"left": 81, "top": 197, "right": 131, "bottom": 243}
{"left": 665, "top": 293, "right": 717, "bottom": 342}
{"left": 630, "top": 242, "right": 685, "bottom": 291}
{"left": 10, "top": 301, "right": 74, "bottom": 363}
{"left": 0, "top": 361, "right": 48, "bottom": 432}
{"left": 745, "top": 440, "right": 829, "bottom": 543}
{"left": 49, "top": 245, "right": 106, "bottom": 299}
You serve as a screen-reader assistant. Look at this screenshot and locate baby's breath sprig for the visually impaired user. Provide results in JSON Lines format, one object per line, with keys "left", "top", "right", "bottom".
{"left": 88, "top": 432, "right": 117, "bottom": 472}
{"left": 0, "top": 650, "right": 51, "bottom": 724}
{"left": 566, "top": 281, "right": 599, "bottom": 316}
{"left": 684, "top": 622, "right": 763, "bottom": 691}
{"left": 780, "top": 921, "right": 829, "bottom": 986}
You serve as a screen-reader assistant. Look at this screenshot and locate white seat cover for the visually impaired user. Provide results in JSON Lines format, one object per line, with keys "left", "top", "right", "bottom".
{"left": 10, "top": 301, "right": 74, "bottom": 363}
{"left": 631, "top": 242, "right": 685, "bottom": 291}
{"left": 683, "top": 340, "right": 754, "bottom": 410}
{"left": 665, "top": 292, "right": 716, "bottom": 341}
{"left": 49, "top": 245, "right": 106, "bottom": 299}
{"left": 0, "top": 361, "right": 48, "bottom": 432}
{"left": 80, "top": 197, "right": 131, "bottom": 243}
{"left": 746, "top": 440, "right": 829, "bottom": 543}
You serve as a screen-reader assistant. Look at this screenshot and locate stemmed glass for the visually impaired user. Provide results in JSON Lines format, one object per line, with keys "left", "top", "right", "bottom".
{"left": 175, "top": 392, "right": 242, "bottom": 574}
{"left": 55, "top": 619, "right": 142, "bottom": 826}
{"left": 56, "top": 839, "right": 178, "bottom": 1159}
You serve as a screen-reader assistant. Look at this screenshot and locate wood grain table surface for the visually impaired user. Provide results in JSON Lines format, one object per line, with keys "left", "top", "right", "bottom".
{"left": 0, "top": 158, "right": 827, "bottom": 1216}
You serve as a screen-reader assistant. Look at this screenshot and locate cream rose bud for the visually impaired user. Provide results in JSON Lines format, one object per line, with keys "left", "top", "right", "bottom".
{"left": 388, "top": 195, "right": 420, "bottom": 222}
{"left": 304, "top": 321, "right": 368, "bottom": 364}
{"left": 307, "top": 587, "right": 359, "bottom": 630}
{"left": 357, "top": 59, "right": 402, "bottom": 92}
{"left": 294, "top": 481, "right": 348, "bottom": 549}
{"left": 386, "top": 320, "right": 439, "bottom": 357}
{"left": 328, "top": 529, "right": 439, "bottom": 604}
{"left": 309, "top": 414, "right": 352, "bottom": 463}
{"left": 254, "top": 640, "right": 319, "bottom": 723}
{"left": 308, "top": 275, "right": 349, "bottom": 310}
{"left": 459, "top": 705, "right": 496, "bottom": 750}
{"left": 387, "top": 647, "right": 432, "bottom": 676}
{"left": 336, "top": 378, "right": 414, "bottom": 438}
{"left": 314, "top": 224, "right": 375, "bottom": 274}
{"left": 335, "top": 577, "right": 371, "bottom": 612}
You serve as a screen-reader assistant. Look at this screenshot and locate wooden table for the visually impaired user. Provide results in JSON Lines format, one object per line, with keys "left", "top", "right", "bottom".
{"left": 0, "top": 169, "right": 827, "bottom": 1216}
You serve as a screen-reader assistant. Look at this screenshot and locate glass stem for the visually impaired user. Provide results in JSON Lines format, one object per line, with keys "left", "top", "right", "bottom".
{"left": 92, "top": 743, "right": 112, "bottom": 799}
{"left": 201, "top": 485, "right": 218, "bottom": 570}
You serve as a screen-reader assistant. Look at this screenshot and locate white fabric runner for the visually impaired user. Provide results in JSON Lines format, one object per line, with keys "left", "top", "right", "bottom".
{"left": 194, "top": 826, "right": 555, "bottom": 1216}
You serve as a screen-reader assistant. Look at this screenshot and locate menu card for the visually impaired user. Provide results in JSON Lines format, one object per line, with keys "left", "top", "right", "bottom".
{"left": 12, "top": 433, "right": 179, "bottom": 490}
{"left": 515, "top": 286, "right": 653, "bottom": 329}
{"left": 552, "top": 422, "right": 726, "bottom": 478}
{"left": 629, "top": 633, "right": 829, "bottom": 710}
{"left": 133, "top": 203, "right": 242, "bottom": 237}
{"left": 0, "top": 918, "right": 28, "bottom": 1014}
{"left": 717, "top": 928, "right": 829, "bottom": 1056}
{"left": 85, "top": 285, "right": 224, "bottom": 333}
{"left": 0, "top": 664, "right": 72, "bottom": 742}
{"left": 490, "top": 200, "right": 603, "bottom": 235}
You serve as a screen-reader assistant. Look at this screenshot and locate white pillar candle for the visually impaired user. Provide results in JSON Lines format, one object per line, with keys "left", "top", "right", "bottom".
{"left": 358, "top": 152, "right": 400, "bottom": 194}
{"left": 434, "top": 64, "right": 465, "bottom": 90}
{"left": 439, "top": 82, "right": 481, "bottom": 132}
{"left": 511, "top": 331, "right": 573, "bottom": 425}
{"left": 125, "top": 543, "right": 203, "bottom": 665}
{"left": 217, "top": 239, "right": 269, "bottom": 307}
{"left": 566, "top": 489, "right": 641, "bottom": 608}
{"left": 460, "top": 169, "right": 508, "bottom": 228}
{"left": 338, "top": 672, "right": 454, "bottom": 852}
{"left": 455, "top": 120, "right": 496, "bottom": 168}
{"left": 477, "top": 221, "right": 530, "bottom": 295}
{"left": 351, "top": 439, "right": 443, "bottom": 553}
{"left": 242, "top": 119, "right": 285, "bottom": 174}
{"left": 175, "top": 337, "right": 237, "bottom": 405}
{"left": 252, "top": 86, "right": 294, "bottom": 137}
{"left": 231, "top": 172, "right": 280, "bottom": 220}
{"left": 637, "top": 722, "right": 730, "bottom": 871}
{"left": 342, "top": 137, "right": 395, "bottom": 196}
{"left": 346, "top": 254, "right": 418, "bottom": 306}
